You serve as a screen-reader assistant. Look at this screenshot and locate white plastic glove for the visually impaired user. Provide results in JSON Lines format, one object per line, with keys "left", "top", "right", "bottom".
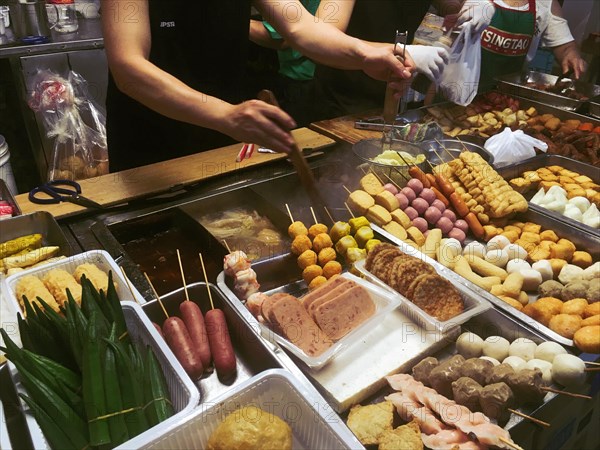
{"left": 456, "top": 0, "right": 496, "bottom": 35}
{"left": 405, "top": 45, "right": 449, "bottom": 83}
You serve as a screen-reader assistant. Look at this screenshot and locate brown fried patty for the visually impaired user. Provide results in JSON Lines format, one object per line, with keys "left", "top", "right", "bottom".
{"left": 411, "top": 275, "right": 464, "bottom": 322}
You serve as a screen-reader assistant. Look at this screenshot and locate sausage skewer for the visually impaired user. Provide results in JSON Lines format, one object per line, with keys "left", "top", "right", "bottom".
{"left": 435, "top": 138, "right": 457, "bottom": 161}
{"left": 200, "top": 253, "right": 237, "bottom": 380}
{"left": 176, "top": 249, "right": 212, "bottom": 369}
{"left": 144, "top": 271, "right": 204, "bottom": 380}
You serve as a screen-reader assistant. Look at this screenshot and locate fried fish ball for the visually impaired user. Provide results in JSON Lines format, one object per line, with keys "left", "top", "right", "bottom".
{"left": 318, "top": 247, "right": 337, "bottom": 266}
{"left": 573, "top": 326, "right": 600, "bottom": 354}
{"left": 527, "top": 297, "right": 563, "bottom": 326}
{"left": 549, "top": 314, "right": 582, "bottom": 339}
{"left": 571, "top": 251, "right": 592, "bottom": 269}
{"left": 313, "top": 233, "right": 333, "bottom": 253}
{"left": 308, "top": 275, "right": 328, "bottom": 290}
{"left": 540, "top": 230, "right": 559, "bottom": 243}
{"left": 302, "top": 264, "right": 323, "bottom": 284}
{"left": 291, "top": 235, "right": 312, "bottom": 255}
{"left": 550, "top": 259, "right": 568, "bottom": 278}
{"left": 561, "top": 298, "right": 588, "bottom": 316}
{"left": 322, "top": 261, "right": 342, "bottom": 279}
{"left": 581, "top": 315, "right": 600, "bottom": 327}
{"left": 297, "top": 250, "right": 317, "bottom": 269}
{"left": 584, "top": 302, "right": 600, "bottom": 318}
{"left": 288, "top": 221, "right": 308, "bottom": 238}
{"left": 308, "top": 223, "right": 329, "bottom": 240}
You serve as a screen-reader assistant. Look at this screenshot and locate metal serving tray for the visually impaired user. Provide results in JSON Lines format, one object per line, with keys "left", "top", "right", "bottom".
{"left": 376, "top": 208, "right": 599, "bottom": 347}
{"left": 496, "top": 71, "right": 600, "bottom": 111}
{"left": 590, "top": 95, "right": 600, "bottom": 119}
{"left": 496, "top": 154, "right": 600, "bottom": 236}
{"left": 140, "top": 282, "right": 285, "bottom": 406}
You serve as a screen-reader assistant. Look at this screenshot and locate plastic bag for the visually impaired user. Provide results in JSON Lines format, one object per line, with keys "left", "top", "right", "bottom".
{"left": 484, "top": 128, "right": 548, "bottom": 166}
{"left": 439, "top": 22, "right": 481, "bottom": 106}
{"left": 28, "top": 70, "right": 108, "bottom": 181}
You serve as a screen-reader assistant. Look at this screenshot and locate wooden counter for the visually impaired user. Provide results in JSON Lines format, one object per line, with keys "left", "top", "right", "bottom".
{"left": 15, "top": 128, "right": 335, "bottom": 220}
{"left": 310, "top": 111, "right": 383, "bottom": 144}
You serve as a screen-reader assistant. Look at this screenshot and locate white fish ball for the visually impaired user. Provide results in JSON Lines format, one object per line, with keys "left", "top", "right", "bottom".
{"left": 485, "top": 248, "right": 509, "bottom": 268}
{"left": 507, "top": 259, "right": 531, "bottom": 274}
{"left": 532, "top": 260, "right": 553, "bottom": 282}
{"left": 521, "top": 269, "right": 543, "bottom": 291}
{"left": 463, "top": 241, "right": 487, "bottom": 259}
{"left": 535, "top": 341, "right": 567, "bottom": 363}
{"left": 526, "top": 359, "right": 553, "bottom": 384}
{"left": 509, "top": 338, "right": 537, "bottom": 361}
{"left": 505, "top": 243, "right": 528, "bottom": 261}
{"left": 482, "top": 336, "right": 510, "bottom": 361}
{"left": 480, "top": 356, "right": 500, "bottom": 366}
{"left": 552, "top": 354, "right": 586, "bottom": 387}
{"left": 487, "top": 235, "right": 511, "bottom": 251}
{"left": 503, "top": 356, "right": 527, "bottom": 371}
{"left": 456, "top": 332, "right": 484, "bottom": 358}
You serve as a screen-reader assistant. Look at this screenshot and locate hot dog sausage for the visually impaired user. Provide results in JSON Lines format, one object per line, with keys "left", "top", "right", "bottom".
{"left": 435, "top": 174, "right": 455, "bottom": 198}
{"left": 430, "top": 187, "right": 450, "bottom": 207}
{"left": 180, "top": 300, "right": 212, "bottom": 369}
{"left": 205, "top": 309, "right": 237, "bottom": 379}
{"left": 152, "top": 322, "right": 164, "bottom": 337}
{"left": 409, "top": 167, "right": 431, "bottom": 188}
{"left": 450, "top": 192, "right": 470, "bottom": 217}
{"left": 425, "top": 174, "right": 439, "bottom": 190}
{"left": 163, "top": 317, "right": 204, "bottom": 380}
{"left": 464, "top": 212, "right": 485, "bottom": 240}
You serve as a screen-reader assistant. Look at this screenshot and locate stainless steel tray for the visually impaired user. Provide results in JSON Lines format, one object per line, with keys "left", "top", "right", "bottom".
{"left": 372, "top": 207, "right": 600, "bottom": 348}
{"left": 496, "top": 71, "right": 600, "bottom": 111}
{"left": 590, "top": 95, "right": 600, "bottom": 119}
{"left": 141, "top": 282, "right": 286, "bottom": 406}
{"left": 496, "top": 154, "right": 600, "bottom": 236}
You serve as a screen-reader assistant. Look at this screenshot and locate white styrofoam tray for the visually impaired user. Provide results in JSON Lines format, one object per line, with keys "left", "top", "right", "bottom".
{"left": 138, "top": 369, "right": 362, "bottom": 449}
{"left": 4, "top": 249, "right": 146, "bottom": 318}
{"left": 8, "top": 300, "right": 200, "bottom": 450}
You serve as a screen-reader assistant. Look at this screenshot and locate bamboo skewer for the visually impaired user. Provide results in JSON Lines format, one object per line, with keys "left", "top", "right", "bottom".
{"left": 435, "top": 138, "right": 456, "bottom": 160}
{"left": 584, "top": 361, "right": 600, "bottom": 366}
{"left": 324, "top": 207, "right": 335, "bottom": 225}
{"left": 395, "top": 151, "right": 415, "bottom": 168}
{"left": 455, "top": 136, "right": 471, "bottom": 152}
{"left": 344, "top": 202, "right": 355, "bottom": 218}
{"left": 310, "top": 206, "right": 318, "bottom": 225}
{"left": 342, "top": 185, "right": 352, "bottom": 194}
{"left": 199, "top": 253, "right": 214, "bottom": 310}
{"left": 285, "top": 203, "right": 294, "bottom": 223}
{"left": 584, "top": 367, "right": 600, "bottom": 372}
{"left": 383, "top": 172, "right": 402, "bottom": 189}
{"left": 119, "top": 266, "right": 141, "bottom": 304}
{"left": 391, "top": 165, "right": 410, "bottom": 182}
{"left": 222, "top": 240, "right": 232, "bottom": 253}
{"left": 144, "top": 272, "right": 169, "bottom": 320}
{"left": 507, "top": 409, "right": 550, "bottom": 427}
{"left": 429, "top": 146, "right": 446, "bottom": 164}
{"left": 176, "top": 249, "right": 190, "bottom": 302}
{"left": 541, "top": 387, "right": 592, "bottom": 399}
{"left": 499, "top": 437, "right": 524, "bottom": 450}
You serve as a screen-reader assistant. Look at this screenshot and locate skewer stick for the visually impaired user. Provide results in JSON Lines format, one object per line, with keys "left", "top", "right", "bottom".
{"left": 383, "top": 172, "right": 401, "bottom": 189}
{"left": 369, "top": 169, "right": 385, "bottom": 185}
{"left": 310, "top": 206, "right": 318, "bottom": 225}
{"left": 391, "top": 165, "right": 410, "bottom": 182}
{"left": 144, "top": 272, "right": 169, "bottom": 319}
{"left": 323, "top": 207, "right": 335, "bottom": 225}
{"left": 507, "top": 409, "right": 550, "bottom": 427}
{"left": 584, "top": 361, "right": 600, "bottom": 366}
{"left": 430, "top": 146, "right": 446, "bottom": 164}
{"left": 119, "top": 266, "right": 141, "bottom": 305}
{"left": 435, "top": 138, "right": 456, "bottom": 160}
{"left": 499, "top": 437, "right": 524, "bottom": 450}
{"left": 541, "top": 387, "right": 592, "bottom": 399}
{"left": 344, "top": 202, "right": 355, "bottom": 218}
{"left": 395, "top": 151, "right": 415, "bottom": 168}
{"left": 199, "top": 253, "right": 214, "bottom": 310}
{"left": 425, "top": 158, "right": 437, "bottom": 171}
{"left": 285, "top": 203, "right": 294, "bottom": 223}
{"left": 584, "top": 367, "right": 600, "bottom": 372}
{"left": 359, "top": 165, "right": 368, "bottom": 175}
{"left": 342, "top": 185, "right": 352, "bottom": 194}
{"left": 222, "top": 240, "right": 232, "bottom": 253}
{"left": 176, "top": 249, "right": 190, "bottom": 302}
{"left": 455, "top": 136, "right": 471, "bottom": 152}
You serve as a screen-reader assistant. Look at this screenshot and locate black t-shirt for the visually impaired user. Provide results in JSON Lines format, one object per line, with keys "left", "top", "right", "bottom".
{"left": 315, "top": 0, "right": 432, "bottom": 119}
{"left": 106, "top": 0, "right": 251, "bottom": 171}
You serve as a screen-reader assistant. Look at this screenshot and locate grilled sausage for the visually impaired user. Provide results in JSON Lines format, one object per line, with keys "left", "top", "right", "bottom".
{"left": 465, "top": 212, "right": 485, "bottom": 240}
{"left": 435, "top": 174, "right": 455, "bottom": 198}
{"left": 205, "top": 309, "right": 237, "bottom": 379}
{"left": 152, "top": 322, "right": 164, "bottom": 337}
{"left": 425, "top": 173, "right": 439, "bottom": 190}
{"left": 450, "top": 192, "right": 470, "bottom": 218}
{"left": 163, "top": 317, "right": 204, "bottom": 380}
{"left": 180, "top": 300, "right": 212, "bottom": 368}
{"left": 430, "top": 186, "right": 450, "bottom": 207}
{"left": 409, "top": 166, "right": 431, "bottom": 188}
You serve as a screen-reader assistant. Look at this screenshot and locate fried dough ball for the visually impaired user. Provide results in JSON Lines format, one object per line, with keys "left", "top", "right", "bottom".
{"left": 297, "top": 250, "right": 317, "bottom": 270}
{"left": 308, "top": 223, "right": 329, "bottom": 240}
{"left": 526, "top": 297, "right": 563, "bottom": 327}
{"left": 288, "top": 221, "right": 308, "bottom": 238}
{"left": 322, "top": 261, "right": 342, "bottom": 279}
{"left": 313, "top": 233, "right": 333, "bottom": 253}
{"left": 308, "top": 275, "right": 328, "bottom": 290}
{"left": 318, "top": 247, "right": 337, "bottom": 266}
{"left": 584, "top": 302, "right": 600, "bottom": 318}
{"left": 561, "top": 298, "right": 588, "bottom": 316}
{"left": 574, "top": 326, "right": 600, "bottom": 354}
{"left": 581, "top": 315, "right": 600, "bottom": 327}
{"left": 291, "top": 235, "right": 312, "bottom": 255}
{"left": 302, "top": 264, "right": 323, "bottom": 284}
{"left": 549, "top": 314, "right": 582, "bottom": 339}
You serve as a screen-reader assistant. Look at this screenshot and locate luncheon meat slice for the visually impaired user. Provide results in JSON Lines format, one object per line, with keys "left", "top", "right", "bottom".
{"left": 300, "top": 276, "right": 348, "bottom": 309}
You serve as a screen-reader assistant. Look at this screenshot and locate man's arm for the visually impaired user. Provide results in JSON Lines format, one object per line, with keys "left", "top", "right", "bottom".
{"left": 101, "top": 0, "right": 296, "bottom": 153}
{"left": 249, "top": 19, "right": 288, "bottom": 50}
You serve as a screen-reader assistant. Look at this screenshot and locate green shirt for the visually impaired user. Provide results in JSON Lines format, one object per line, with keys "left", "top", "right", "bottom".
{"left": 263, "top": 0, "right": 320, "bottom": 81}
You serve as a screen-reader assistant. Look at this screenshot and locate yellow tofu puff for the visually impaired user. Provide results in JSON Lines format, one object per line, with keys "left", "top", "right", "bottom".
{"left": 42, "top": 269, "right": 82, "bottom": 306}
{"left": 73, "top": 263, "right": 110, "bottom": 292}
{"left": 15, "top": 275, "right": 60, "bottom": 313}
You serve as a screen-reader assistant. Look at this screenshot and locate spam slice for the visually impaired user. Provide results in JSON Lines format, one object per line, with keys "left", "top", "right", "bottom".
{"left": 348, "top": 190, "right": 375, "bottom": 215}
{"left": 360, "top": 173, "right": 385, "bottom": 195}
{"left": 300, "top": 276, "right": 348, "bottom": 309}
{"left": 375, "top": 190, "right": 400, "bottom": 212}
{"left": 366, "top": 205, "right": 393, "bottom": 227}
{"left": 313, "top": 285, "right": 376, "bottom": 341}
{"left": 307, "top": 280, "right": 355, "bottom": 317}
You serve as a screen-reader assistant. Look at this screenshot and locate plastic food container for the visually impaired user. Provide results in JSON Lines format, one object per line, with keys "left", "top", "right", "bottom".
{"left": 354, "top": 257, "right": 490, "bottom": 333}
{"left": 7, "top": 300, "right": 200, "bottom": 450}
{"left": 259, "top": 272, "right": 401, "bottom": 369}
{"left": 140, "top": 369, "right": 360, "bottom": 450}
{"left": 4, "top": 249, "right": 146, "bottom": 317}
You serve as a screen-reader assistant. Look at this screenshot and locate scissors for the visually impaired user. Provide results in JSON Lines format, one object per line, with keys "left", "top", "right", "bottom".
{"left": 29, "top": 179, "right": 104, "bottom": 209}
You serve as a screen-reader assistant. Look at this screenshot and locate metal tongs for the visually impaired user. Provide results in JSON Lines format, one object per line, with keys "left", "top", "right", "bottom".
{"left": 381, "top": 30, "right": 408, "bottom": 150}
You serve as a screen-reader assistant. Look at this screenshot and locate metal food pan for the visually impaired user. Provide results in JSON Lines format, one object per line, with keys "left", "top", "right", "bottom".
{"left": 141, "top": 282, "right": 284, "bottom": 406}
{"left": 496, "top": 154, "right": 600, "bottom": 236}
{"left": 515, "top": 95, "right": 600, "bottom": 125}
{"left": 140, "top": 369, "right": 361, "bottom": 449}
{"left": 590, "top": 95, "right": 600, "bottom": 119}
{"left": 496, "top": 71, "right": 600, "bottom": 111}
{"left": 178, "top": 187, "right": 291, "bottom": 262}
{"left": 0, "top": 211, "right": 73, "bottom": 259}
{"left": 0, "top": 179, "right": 20, "bottom": 218}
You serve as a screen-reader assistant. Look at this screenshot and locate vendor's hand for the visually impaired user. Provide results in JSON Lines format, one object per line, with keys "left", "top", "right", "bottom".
{"left": 361, "top": 43, "right": 414, "bottom": 83}
{"left": 405, "top": 45, "right": 449, "bottom": 83}
{"left": 561, "top": 52, "right": 587, "bottom": 80}
{"left": 456, "top": 0, "right": 495, "bottom": 35}
{"left": 221, "top": 100, "right": 297, "bottom": 154}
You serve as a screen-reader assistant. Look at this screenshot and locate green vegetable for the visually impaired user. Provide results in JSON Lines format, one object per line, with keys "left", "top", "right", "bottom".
{"left": 106, "top": 271, "right": 127, "bottom": 339}
{"left": 143, "top": 346, "right": 174, "bottom": 427}
{"left": 80, "top": 276, "right": 109, "bottom": 337}
{"left": 20, "top": 394, "right": 76, "bottom": 450}
{"left": 104, "top": 345, "right": 129, "bottom": 445}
